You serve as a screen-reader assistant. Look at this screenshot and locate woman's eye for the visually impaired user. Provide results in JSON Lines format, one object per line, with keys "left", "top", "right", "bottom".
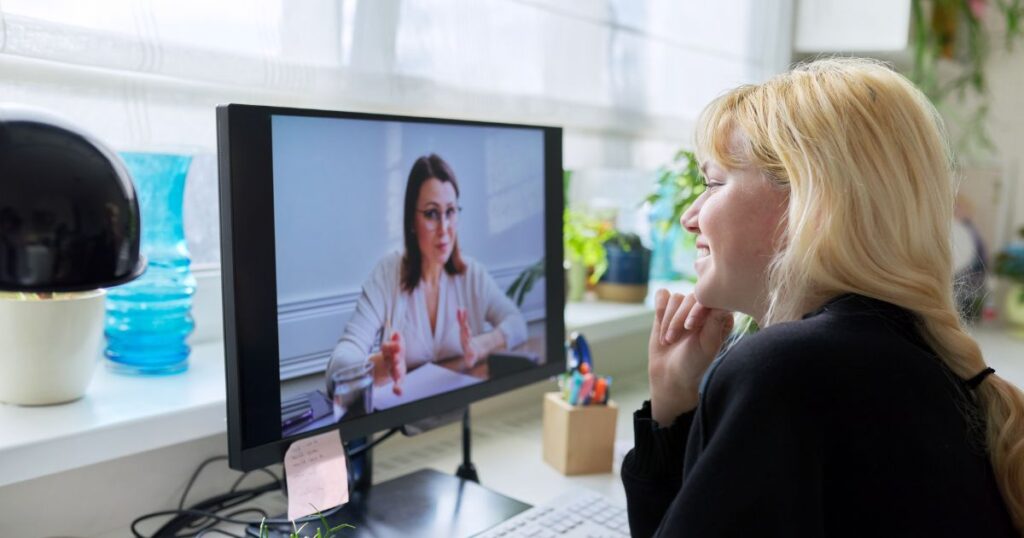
{"left": 445, "top": 208, "right": 457, "bottom": 219}
{"left": 425, "top": 209, "right": 439, "bottom": 220}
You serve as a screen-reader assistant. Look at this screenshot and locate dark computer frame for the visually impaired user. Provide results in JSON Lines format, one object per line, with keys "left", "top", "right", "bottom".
{"left": 217, "top": 104, "right": 565, "bottom": 471}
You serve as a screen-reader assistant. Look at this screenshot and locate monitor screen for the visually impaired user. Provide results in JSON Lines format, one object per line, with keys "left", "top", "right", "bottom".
{"left": 217, "top": 105, "right": 564, "bottom": 470}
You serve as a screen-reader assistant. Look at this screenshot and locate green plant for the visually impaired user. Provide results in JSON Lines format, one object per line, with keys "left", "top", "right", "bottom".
{"left": 606, "top": 231, "right": 645, "bottom": 252}
{"left": 644, "top": 149, "right": 705, "bottom": 236}
{"left": 564, "top": 209, "right": 616, "bottom": 284}
{"left": 506, "top": 258, "right": 545, "bottom": 307}
{"left": 909, "top": 0, "right": 1024, "bottom": 156}
{"left": 258, "top": 507, "right": 354, "bottom": 538}
{"left": 994, "top": 226, "right": 1024, "bottom": 303}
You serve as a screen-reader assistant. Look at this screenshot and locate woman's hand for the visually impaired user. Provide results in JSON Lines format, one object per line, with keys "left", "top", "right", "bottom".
{"left": 648, "top": 290, "right": 734, "bottom": 426}
{"left": 457, "top": 308, "right": 484, "bottom": 367}
{"left": 378, "top": 331, "right": 407, "bottom": 395}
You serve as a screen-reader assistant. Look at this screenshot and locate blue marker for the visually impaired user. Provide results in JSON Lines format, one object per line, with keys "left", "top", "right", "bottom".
{"left": 568, "top": 371, "right": 584, "bottom": 405}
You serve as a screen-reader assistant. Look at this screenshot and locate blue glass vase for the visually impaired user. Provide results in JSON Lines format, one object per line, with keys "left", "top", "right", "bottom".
{"left": 648, "top": 183, "right": 682, "bottom": 281}
{"left": 105, "top": 152, "right": 196, "bottom": 375}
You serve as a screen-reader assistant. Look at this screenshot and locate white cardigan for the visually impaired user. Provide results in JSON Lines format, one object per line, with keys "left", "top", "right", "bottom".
{"left": 326, "top": 251, "right": 527, "bottom": 383}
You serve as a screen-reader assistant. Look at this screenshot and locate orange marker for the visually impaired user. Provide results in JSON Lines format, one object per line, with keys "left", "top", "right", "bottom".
{"left": 593, "top": 378, "right": 607, "bottom": 405}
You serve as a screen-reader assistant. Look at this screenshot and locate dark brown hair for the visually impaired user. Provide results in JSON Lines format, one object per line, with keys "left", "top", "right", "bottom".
{"left": 401, "top": 154, "right": 466, "bottom": 292}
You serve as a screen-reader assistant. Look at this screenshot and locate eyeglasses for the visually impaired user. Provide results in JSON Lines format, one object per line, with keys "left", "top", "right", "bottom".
{"left": 416, "top": 206, "right": 462, "bottom": 229}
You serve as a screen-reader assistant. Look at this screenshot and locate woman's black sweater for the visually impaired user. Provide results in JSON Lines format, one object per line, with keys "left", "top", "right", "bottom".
{"left": 621, "top": 294, "right": 1018, "bottom": 537}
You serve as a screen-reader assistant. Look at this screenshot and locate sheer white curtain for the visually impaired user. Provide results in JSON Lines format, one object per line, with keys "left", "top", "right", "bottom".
{"left": 0, "top": 0, "right": 790, "bottom": 266}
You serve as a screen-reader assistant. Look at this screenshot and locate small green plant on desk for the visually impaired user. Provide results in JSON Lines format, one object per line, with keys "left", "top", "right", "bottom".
{"left": 258, "top": 509, "right": 353, "bottom": 538}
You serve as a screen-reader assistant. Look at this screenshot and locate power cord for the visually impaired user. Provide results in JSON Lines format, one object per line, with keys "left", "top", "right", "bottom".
{"left": 131, "top": 429, "right": 401, "bottom": 537}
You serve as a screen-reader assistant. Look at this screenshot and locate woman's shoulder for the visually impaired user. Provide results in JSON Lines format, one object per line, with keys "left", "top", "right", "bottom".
{"left": 455, "top": 254, "right": 487, "bottom": 281}
{"left": 713, "top": 320, "right": 837, "bottom": 392}
{"left": 368, "top": 250, "right": 404, "bottom": 282}
{"left": 712, "top": 294, "right": 934, "bottom": 396}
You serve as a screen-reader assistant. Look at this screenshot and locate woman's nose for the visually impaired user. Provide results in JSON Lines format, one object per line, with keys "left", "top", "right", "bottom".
{"left": 681, "top": 195, "right": 702, "bottom": 234}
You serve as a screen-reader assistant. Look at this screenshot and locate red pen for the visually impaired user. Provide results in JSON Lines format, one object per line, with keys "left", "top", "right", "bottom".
{"left": 578, "top": 373, "right": 595, "bottom": 406}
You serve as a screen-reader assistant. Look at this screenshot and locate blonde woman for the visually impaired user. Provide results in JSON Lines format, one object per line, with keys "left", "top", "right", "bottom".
{"left": 622, "top": 58, "right": 1023, "bottom": 537}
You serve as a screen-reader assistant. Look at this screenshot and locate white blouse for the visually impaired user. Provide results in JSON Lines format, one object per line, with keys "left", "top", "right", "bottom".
{"left": 327, "top": 251, "right": 528, "bottom": 381}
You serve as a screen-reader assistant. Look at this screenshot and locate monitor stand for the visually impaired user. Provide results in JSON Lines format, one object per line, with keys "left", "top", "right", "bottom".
{"left": 250, "top": 410, "right": 530, "bottom": 538}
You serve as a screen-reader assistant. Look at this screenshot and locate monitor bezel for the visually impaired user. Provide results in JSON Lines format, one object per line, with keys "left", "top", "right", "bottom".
{"left": 217, "top": 104, "right": 565, "bottom": 471}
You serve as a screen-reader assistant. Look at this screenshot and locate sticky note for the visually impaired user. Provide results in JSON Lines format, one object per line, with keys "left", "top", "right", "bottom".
{"left": 284, "top": 430, "right": 349, "bottom": 521}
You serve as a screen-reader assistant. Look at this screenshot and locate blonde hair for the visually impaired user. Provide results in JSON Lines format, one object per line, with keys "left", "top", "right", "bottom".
{"left": 696, "top": 57, "right": 1024, "bottom": 532}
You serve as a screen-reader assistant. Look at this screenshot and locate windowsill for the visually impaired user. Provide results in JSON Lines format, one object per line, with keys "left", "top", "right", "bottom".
{"left": 0, "top": 341, "right": 228, "bottom": 487}
{"left": 0, "top": 300, "right": 657, "bottom": 488}
{"left": 5, "top": 288, "right": 1020, "bottom": 490}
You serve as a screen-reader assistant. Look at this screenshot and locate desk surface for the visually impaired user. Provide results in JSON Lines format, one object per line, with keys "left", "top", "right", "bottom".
{"left": 198, "top": 370, "right": 651, "bottom": 538}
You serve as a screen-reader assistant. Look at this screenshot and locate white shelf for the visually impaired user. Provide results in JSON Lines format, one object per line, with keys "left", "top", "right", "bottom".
{"left": 0, "top": 301, "right": 654, "bottom": 487}
{"left": 2, "top": 296, "right": 1019, "bottom": 489}
{"left": 0, "top": 342, "right": 227, "bottom": 487}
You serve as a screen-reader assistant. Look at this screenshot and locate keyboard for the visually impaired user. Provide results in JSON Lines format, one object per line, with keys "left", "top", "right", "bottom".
{"left": 472, "top": 488, "right": 630, "bottom": 538}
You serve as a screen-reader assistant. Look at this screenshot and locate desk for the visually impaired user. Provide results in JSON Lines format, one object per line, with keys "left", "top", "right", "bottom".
{"left": 284, "top": 337, "right": 547, "bottom": 437}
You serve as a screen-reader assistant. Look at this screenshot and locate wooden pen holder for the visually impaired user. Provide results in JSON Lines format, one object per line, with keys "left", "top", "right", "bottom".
{"left": 542, "top": 392, "right": 618, "bottom": 475}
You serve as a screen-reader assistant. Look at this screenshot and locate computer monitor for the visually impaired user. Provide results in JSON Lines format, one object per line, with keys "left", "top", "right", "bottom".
{"left": 216, "top": 104, "right": 564, "bottom": 475}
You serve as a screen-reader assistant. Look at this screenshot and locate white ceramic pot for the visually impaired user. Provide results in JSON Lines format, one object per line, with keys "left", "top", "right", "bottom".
{"left": 0, "top": 290, "right": 106, "bottom": 405}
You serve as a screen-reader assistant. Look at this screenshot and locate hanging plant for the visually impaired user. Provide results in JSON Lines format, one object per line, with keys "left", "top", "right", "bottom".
{"left": 909, "top": 0, "right": 1024, "bottom": 156}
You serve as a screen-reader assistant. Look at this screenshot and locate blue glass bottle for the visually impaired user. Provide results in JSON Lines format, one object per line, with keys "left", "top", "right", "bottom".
{"left": 105, "top": 152, "right": 196, "bottom": 375}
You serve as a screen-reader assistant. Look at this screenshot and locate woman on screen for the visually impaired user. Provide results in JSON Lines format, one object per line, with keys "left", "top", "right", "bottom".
{"left": 326, "top": 153, "right": 527, "bottom": 397}
{"left": 622, "top": 58, "right": 1022, "bottom": 536}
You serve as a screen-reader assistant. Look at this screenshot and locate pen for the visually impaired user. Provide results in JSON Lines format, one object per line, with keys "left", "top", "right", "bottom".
{"left": 282, "top": 407, "right": 313, "bottom": 429}
{"left": 568, "top": 372, "right": 583, "bottom": 405}
{"left": 578, "top": 373, "right": 595, "bottom": 406}
{"left": 593, "top": 377, "right": 607, "bottom": 406}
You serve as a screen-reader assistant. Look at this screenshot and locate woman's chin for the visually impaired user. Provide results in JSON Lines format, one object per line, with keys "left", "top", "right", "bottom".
{"left": 693, "top": 279, "right": 722, "bottom": 310}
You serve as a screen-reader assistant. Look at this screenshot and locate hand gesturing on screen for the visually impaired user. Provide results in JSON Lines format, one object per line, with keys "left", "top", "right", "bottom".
{"left": 648, "top": 290, "right": 734, "bottom": 426}
{"left": 457, "top": 308, "right": 482, "bottom": 368}
{"left": 380, "top": 331, "right": 407, "bottom": 396}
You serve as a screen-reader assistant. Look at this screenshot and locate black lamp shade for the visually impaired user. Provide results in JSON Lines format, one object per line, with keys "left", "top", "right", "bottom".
{"left": 0, "top": 107, "right": 145, "bottom": 292}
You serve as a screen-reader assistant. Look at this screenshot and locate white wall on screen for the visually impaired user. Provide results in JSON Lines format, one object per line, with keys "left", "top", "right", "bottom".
{"left": 271, "top": 115, "right": 546, "bottom": 377}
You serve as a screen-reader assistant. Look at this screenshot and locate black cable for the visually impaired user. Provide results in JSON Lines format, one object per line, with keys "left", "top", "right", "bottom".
{"left": 190, "top": 508, "right": 270, "bottom": 537}
{"left": 132, "top": 481, "right": 280, "bottom": 537}
{"left": 132, "top": 504, "right": 270, "bottom": 536}
{"left": 347, "top": 427, "right": 400, "bottom": 458}
{"left": 185, "top": 467, "right": 280, "bottom": 533}
{"left": 134, "top": 429, "right": 395, "bottom": 538}
{"left": 259, "top": 503, "right": 344, "bottom": 526}
{"left": 179, "top": 456, "right": 229, "bottom": 510}
{"left": 231, "top": 467, "right": 282, "bottom": 493}
{"left": 195, "top": 529, "right": 246, "bottom": 538}
{"left": 181, "top": 486, "right": 270, "bottom": 534}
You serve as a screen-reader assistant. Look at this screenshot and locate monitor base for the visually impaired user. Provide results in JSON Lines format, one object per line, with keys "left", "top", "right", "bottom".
{"left": 248, "top": 468, "right": 530, "bottom": 538}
